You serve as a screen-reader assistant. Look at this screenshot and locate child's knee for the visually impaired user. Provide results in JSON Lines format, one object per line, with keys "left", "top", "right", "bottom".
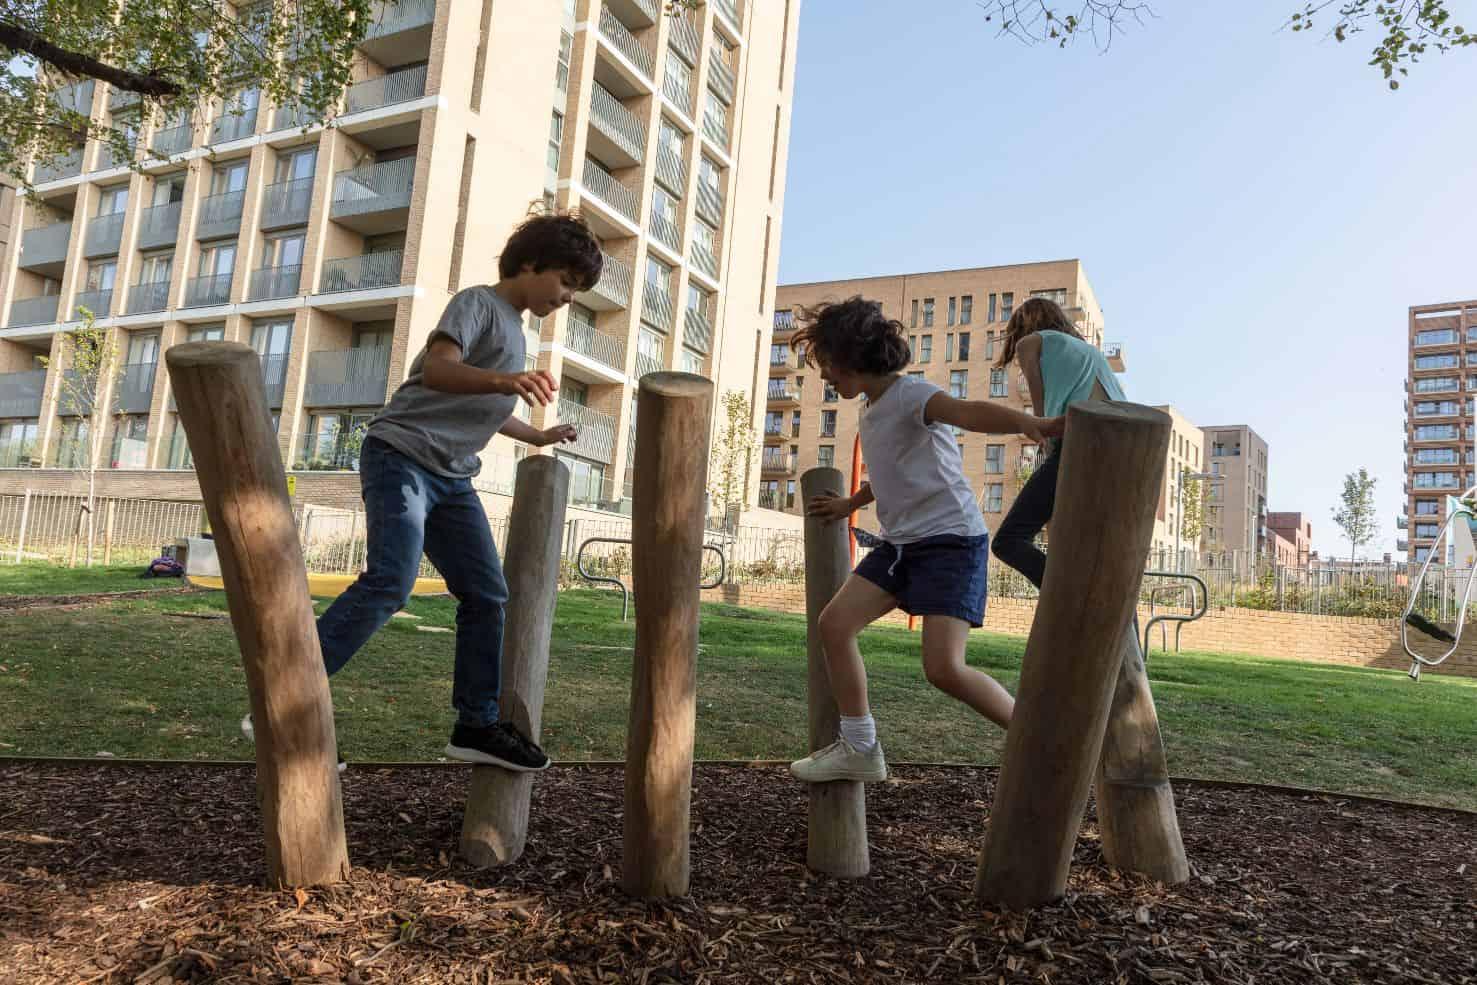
{"left": 923, "top": 654, "right": 962, "bottom": 691}
{"left": 817, "top": 601, "right": 851, "bottom": 642}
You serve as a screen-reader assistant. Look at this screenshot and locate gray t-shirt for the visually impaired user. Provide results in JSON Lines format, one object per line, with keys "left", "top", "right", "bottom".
{"left": 368, "top": 285, "right": 525, "bottom": 478}
{"left": 859, "top": 374, "right": 989, "bottom": 544}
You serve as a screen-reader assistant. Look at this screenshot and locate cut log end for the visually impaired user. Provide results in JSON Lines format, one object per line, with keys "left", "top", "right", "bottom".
{"left": 164, "top": 340, "right": 256, "bottom": 369}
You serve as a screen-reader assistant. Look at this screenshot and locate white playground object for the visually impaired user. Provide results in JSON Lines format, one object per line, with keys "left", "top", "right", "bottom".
{"left": 1400, "top": 486, "right": 1477, "bottom": 680}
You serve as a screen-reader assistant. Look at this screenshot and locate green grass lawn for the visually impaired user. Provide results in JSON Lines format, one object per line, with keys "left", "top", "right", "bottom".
{"left": 2, "top": 565, "right": 1475, "bottom": 809}
{"left": 0, "top": 561, "right": 185, "bottom": 596}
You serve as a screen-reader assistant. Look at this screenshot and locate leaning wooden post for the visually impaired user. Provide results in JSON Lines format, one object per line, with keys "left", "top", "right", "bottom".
{"left": 801, "top": 466, "right": 870, "bottom": 878}
{"left": 622, "top": 372, "right": 712, "bottom": 898}
{"left": 460, "top": 455, "right": 570, "bottom": 867}
{"left": 975, "top": 402, "right": 1169, "bottom": 909}
{"left": 1095, "top": 624, "right": 1190, "bottom": 884}
{"left": 167, "top": 341, "right": 348, "bottom": 888}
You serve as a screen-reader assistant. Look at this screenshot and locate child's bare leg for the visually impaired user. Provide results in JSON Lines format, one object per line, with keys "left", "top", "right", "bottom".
{"left": 816, "top": 575, "right": 897, "bottom": 716}
{"left": 920, "top": 615, "right": 1014, "bottom": 728}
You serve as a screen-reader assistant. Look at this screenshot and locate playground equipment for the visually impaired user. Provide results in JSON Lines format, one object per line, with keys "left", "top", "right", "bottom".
{"left": 976, "top": 401, "right": 1187, "bottom": 908}
{"left": 801, "top": 467, "right": 870, "bottom": 878}
{"left": 460, "top": 455, "right": 570, "bottom": 867}
{"left": 1401, "top": 487, "right": 1477, "bottom": 680}
{"left": 576, "top": 537, "right": 726, "bottom": 620}
{"left": 1142, "top": 571, "right": 1209, "bottom": 654}
{"left": 168, "top": 342, "right": 348, "bottom": 888}
{"left": 622, "top": 372, "right": 713, "bottom": 898}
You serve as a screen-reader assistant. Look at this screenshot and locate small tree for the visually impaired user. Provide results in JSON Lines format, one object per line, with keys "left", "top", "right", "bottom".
{"left": 39, "top": 310, "right": 123, "bottom": 566}
{"left": 707, "top": 389, "right": 757, "bottom": 539}
{"left": 1179, "top": 471, "right": 1205, "bottom": 545}
{"left": 1332, "top": 467, "right": 1378, "bottom": 562}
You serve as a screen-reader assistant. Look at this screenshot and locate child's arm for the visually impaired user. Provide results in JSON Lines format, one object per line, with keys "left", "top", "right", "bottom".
{"left": 925, "top": 392, "right": 1064, "bottom": 445}
{"left": 807, "top": 481, "right": 873, "bottom": 521}
{"left": 421, "top": 337, "right": 557, "bottom": 405}
{"left": 1015, "top": 334, "right": 1046, "bottom": 418}
{"left": 499, "top": 417, "right": 579, "bottom": 448}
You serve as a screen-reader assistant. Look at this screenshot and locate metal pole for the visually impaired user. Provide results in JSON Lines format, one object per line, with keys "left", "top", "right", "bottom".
{"left": 14, "top": 489, "right": 32, "bottom": 563}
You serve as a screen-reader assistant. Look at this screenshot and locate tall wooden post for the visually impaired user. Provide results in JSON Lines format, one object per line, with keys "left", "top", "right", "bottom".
{"left": 1096, "top": 625, "right": 1190, "bottom": 883}
{"left": 166, "top": 341, "right": 348, "bottom": 888}
{"left": 460, "top": 455, "right": 570, "bottom": 867}
{"left": 975, "top": 402, "right": 1169, "bottom": 909}
{"left": 801, "top": 467, "right": 870, "bottom": 877}
{"left": 622, "top": 372, "right": 712, "bottom": 898}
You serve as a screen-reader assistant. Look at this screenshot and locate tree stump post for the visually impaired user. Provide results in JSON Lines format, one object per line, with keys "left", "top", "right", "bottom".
{"left": 460, "top": 455, "right": 571, "bottom": 867}
{"left": 1096, "top": 623, "right": 1190, "bottom": 883}
{"left": 801, "top": 466, "right": 869, "bottom": 878}
{"left": 975, "top": 401, "right": 1169, "bottom": 909}
{"left": 622, "top": 372, "right": 712, "bottom": 898}
{"left": 166, "top": 341, "right": 348, "bottom": 888}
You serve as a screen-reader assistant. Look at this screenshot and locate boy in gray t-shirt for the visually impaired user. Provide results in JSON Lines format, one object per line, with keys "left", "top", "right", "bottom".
{"left": 312, "top": 214, "right": 603, "bottom": 772}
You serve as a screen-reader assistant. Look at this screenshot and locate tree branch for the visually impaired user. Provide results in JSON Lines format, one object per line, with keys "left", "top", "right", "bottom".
{"left": 0, "top": 19, "right": 181, "bottom": 97}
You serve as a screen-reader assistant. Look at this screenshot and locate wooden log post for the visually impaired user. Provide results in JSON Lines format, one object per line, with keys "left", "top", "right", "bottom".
{"left": 622, "top": 372, "right": 712, "bottom": 898}
{"left": 166, "top": 341, "right": 348, "bottom": 888}
{"left": 460, "top": 455, "right": 571, "bottom": 867}
{"left": 801, "top": 466, "right": 870, "bottom": 878}
{"left": 975, "top": 401, "right": 1169, "bottom": 909}
{"left": 1095, "top": 624, "right": 1190, "bottom": 883}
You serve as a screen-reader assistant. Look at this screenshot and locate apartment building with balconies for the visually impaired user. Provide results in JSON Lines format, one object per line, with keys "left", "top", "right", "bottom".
{"left": 763, "top": 260, "right": 1118, "bottom": 524}
{"left": 0, "top": 0, "right": 800, "bottom": 519}
{"left": 1200, "top": 424, "right": 1269, "bottom": 562}
{"left": 1401, "top": 299, "right": 1477, "bottom": 563}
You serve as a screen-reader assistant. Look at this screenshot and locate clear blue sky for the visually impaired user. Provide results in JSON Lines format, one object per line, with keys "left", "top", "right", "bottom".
{"left": 776, "top": 2, "right": 1477, "bottom": 560}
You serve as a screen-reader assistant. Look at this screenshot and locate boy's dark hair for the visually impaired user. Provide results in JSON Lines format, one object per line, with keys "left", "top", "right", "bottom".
{"left": 498, "top": 212, "right": 603, "bottom": 290}
{"left": 790, "top": 296, "right": 909, "bottom": 375}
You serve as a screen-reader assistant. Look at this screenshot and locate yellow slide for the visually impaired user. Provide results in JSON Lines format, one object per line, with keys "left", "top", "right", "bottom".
{"left": 188, "top": 573, "right": 449, "bottom": 597}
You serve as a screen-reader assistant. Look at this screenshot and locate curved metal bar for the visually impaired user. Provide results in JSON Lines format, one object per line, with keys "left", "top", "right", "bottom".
{"left": 576, "top": 537, "right": 729, "bottom": 621}
{"left": 1141, "top": 571, "right": 1208, "bottom": 655}
{"left": 1400, "top": 484, "right": 1477, "bottom": 679}
{"left": 700, "top": 543, "right": 727, "bottom": 589}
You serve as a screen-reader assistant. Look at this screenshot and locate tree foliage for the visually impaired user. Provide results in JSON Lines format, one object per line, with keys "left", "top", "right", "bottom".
{"left": 708, "top": 389, "right": 757, "bottom": 533}
{"left": 0, "top": 0, "right": 374, "bottom": 189}
{"left": 1179, "top": 470, "right": 1205, "bottom": 543}
{"left": 1332, "top": 467, "right": 1379, "bottom": 561}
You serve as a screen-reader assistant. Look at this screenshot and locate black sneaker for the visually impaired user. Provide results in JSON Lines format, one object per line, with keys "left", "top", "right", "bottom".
{"left": 446, "top": 721, "right": 551, "bottom": 772}
{"left": 242, "top": 712, "right": 347, "bottom": 774}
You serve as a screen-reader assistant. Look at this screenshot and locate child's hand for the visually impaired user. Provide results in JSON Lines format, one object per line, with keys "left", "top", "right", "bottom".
{"left": 806, "top": 492, "right": 853, "bottom": 521}
{"left": 498, "top": 370, "right": 559, "bottom": 406}
{"left": 540, "top": 423, "right": 578, "bottom": 446}
{"left": 1023, "top": 414, "right": 1066, "bottom": 446}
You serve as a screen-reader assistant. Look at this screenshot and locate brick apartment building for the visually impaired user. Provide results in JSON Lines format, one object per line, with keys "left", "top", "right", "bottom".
{"left": 1267, "top": 511, "right": 1311, "bottom": 567}
{"left": 1201, "top": 424, "right": 1269, "bottom": 561}
{"left": 1402, "top": 299, "right": 1477, "bottom": 563}
{"left": 0, "top": 0, "right": 800, "bottom": 520}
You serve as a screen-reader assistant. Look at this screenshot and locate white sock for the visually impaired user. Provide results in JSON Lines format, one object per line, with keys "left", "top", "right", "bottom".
{"left": 839, "top": 714, "right": 877, "bottom": 752}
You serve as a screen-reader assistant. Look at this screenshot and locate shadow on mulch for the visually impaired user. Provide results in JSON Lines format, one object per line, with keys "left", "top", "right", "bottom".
{"left": 1, "top": 761, "right": 1474, "bottom": 984}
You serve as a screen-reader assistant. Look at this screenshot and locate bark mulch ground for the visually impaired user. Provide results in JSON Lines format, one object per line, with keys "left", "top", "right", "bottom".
{"left": 1, "top": 762, "right": 1473, "bottom": 984}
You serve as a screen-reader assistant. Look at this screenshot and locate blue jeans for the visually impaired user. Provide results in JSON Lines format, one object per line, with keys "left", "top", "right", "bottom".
{"left": 317, "top": 436, "right": 508, "bottom": 727}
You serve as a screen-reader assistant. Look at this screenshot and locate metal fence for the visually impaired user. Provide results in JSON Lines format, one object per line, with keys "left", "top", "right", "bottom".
{"left": 0, "top": 492, "right": 205, "bottom": 567}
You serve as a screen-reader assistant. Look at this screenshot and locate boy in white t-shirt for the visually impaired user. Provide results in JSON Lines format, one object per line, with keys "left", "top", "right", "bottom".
{"left": 788, "top": 297, "right": 1064, "bottom": 783}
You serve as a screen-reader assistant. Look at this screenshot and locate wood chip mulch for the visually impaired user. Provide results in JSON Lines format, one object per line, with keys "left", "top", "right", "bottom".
{"left": 1, "top": 762, "right": 1473, "bottom": 984}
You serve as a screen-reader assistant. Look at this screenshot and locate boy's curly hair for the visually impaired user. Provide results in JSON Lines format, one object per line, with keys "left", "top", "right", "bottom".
{"left": 789, "top": 296, "right": 910, "bottom": 375}
{"left": 498, "top": 211, "right": 603, "bottom": 291}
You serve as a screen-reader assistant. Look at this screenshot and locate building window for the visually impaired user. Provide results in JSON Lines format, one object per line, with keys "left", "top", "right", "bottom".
{"left": 786, "top": 480, "right": 797, "bottom": 509}
{"left": 922, "top": 298, "right": 934, "bottom": 327}
{"left": 765, "top": 410, "right": 783, "bottom": 435}
{"left": 792, "top": 410, "right": 801, "bottom": 436}
{"left": 958, "top": 332, "right": 971, "bottom": 361}
{"left": 988, "top": 293, "right": 997, "bottom": 322}
{"left": 817, "top": 445, "right": 835, "bottom": 468}
{"left": 110, "top": 415, "right": 149, "bottom": 469}
{"left": 547, "top": 111, "right": 564, "bottom": 174}
{"left": 985, "top": 444, "right": 1004, "bottom": 473}
{"left": 947, "top": 296, "right": 957, "bottom": 326}
{"left": 824, "top": 384, "right": 838, "bottom": 403}
{"left": 985, "top": 483, "right": 1003, "bottom": 513}
{"left": 1031, "top": 288, "right": 1068, "bottom": 307}
{"left": 908, "top": 335, "right": 917, "bottom": 361}
{"left": 556, "top": 30, "right": 573, "bottom": 91}
{"left": 911, "top": 299, "right": 918, "bottom": 328}
{"left": 984, "top": 331, "right": 996, "bottom": 359}
{"left": 960, "top": 295, "right": 973, "bottom": 325}
{"left": 919, "top": 336, "right": 932, "bottom": 363}
{"left": 821, "top": 409, "right": 836, "bottom": 436}
{"left": 989, "top": 368, "right": 1007, "bottom": 398}
{"left": 949, "top": 370, "right": 968, "bottom": 399}
{"left": 1001, "top": 292, "right": 1014, "bottom": 320}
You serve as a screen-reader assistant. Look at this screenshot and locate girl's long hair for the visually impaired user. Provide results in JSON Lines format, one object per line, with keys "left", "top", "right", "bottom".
{"left": 996, "top": 297, "right": 1083, "bottom": 368}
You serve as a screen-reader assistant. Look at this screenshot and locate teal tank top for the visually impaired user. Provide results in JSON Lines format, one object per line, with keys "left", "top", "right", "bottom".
{"left": 1038, "top": 330, "right": 1125, "bottom": 418}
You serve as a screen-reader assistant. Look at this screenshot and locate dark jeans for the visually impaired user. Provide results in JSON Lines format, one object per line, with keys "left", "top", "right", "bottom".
{"left": 317, "top": 437, "right": 508, "bottom": 727}
{"left": 991, "top": 450, "right": 1061, "bottom": 589}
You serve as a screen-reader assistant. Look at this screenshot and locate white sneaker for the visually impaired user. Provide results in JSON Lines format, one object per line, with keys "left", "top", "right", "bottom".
{"left": 790, "top": 737, "right": 888, "bottom": 783}
{"left": 242, "top": 712, "right": 346, "bottom": 774}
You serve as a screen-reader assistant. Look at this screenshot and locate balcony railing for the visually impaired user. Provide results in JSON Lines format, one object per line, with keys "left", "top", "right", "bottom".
{"left": 581, "top": 158, "right": 639, "bottom": 224}
{"left": 259, "top": 353, "right": 288, "bottom": 408}
{"left": 577, "top": 251, "right": 633, "bottom": 310}
{"left": 97, "top": 139, "right": 137, "bottom": 171}
{"left": 71, "top": 288, "right": 114, "bottom": 320}
{"left": 52, "top": 80, "right": 95, "bottom": 114}
{"left": 113, "top": 361, "right": 157, "bottom": 414}
{"left": 184, "top": 272, "right": 234, "bottom": 308}
{"left": 763, "top": 422, "right": 783, "bottom": 437}
{"left": 598, "top": 6, "right": 654, "bottom": 79}
{"left": 8, "top": 295, "right": 60, "bottom": 328}
{"left": 683, "top": 303, "right": 713, "bottom": 355}
{"left": 271, "top": 103, "right": 313, "bottom": 132}
{"left": 364, "top": 0, "right": 436, "bottom": 39}
{"left": 641, "top": 284, "right": 675, "bottom": 331}
{"left": 20, "top": 221, "right": 71, "bottom": 270}
{"left": 761, "top": 454, "right": 796, "bottom": 475}
{"left": 713, "top": 0, "right": 742, "bottom": 30}
{"left": 109, "top": 86, "right": 141, "bottom": 112}
{"left": 702, "top": 108, "right": 729, "bottom": 150}
{"left": 149, "top": 123, "right": 192, "bottom": 157}
{"left": 558, "top": 399, "right": 617, "bottom": 464}
{"left": 611, "top": 0, "right": 660, "bottom": 25}
{"left": 197, "top": 189, "right": 246, "bottom": 239}
{"left": 650, "top": 213, "right": 681, "bottom": 252}
{"left": 690, "top": 240, "right": 719, "bottom": 280}
{"left": 669, "top": 12, "right": 701, "bottom": 64}
{"left": 137, "top": 202, "right": 182, "bottom": 250}
{"left": 295, "top": 430, "right": 366, "bottom": 471}
{"left": 774, "top": 310, "right": 795, "bottom": 332}
{"left": 0, "top": 370, "right": 46, "bottom": 418}
{"left": 696, "top": 180, "right": 723, "bottom": 226}
{"left": 248, "top": 264, "right": 302, "bottom": 301}
{"left": 344, "top": 64, "right": 429, "bottom": 114}
{"left": 318, "top": 249, "right": 404, "bottom": 293}
{"left": 305, "top": 347, "right": 391, "bottom": 407}
{"left": 767, "top": 381, "right": 797, "bottom": 402}
{"left": 127, "top": 279, "right": 171, "bottom": 315}
{"left": 654, "top": 146, "right": 687, "bottom": 197}
{"left": 166, "top": 428, "right": 193, "bottom": 470}
{"left": 34, "top": 148, "right": 83, "bottom": 184}
{"left": 661, "top": 66, "right": 693, "bottom": 116}
{"left": 758, "top": 489, "right": 779, "bottom": 510}
{"left": 84, "top": 211, "right": 126, "bottom": 258}
{"left": 589, "top": 83, "right": 646, "bottom": 164}
{"left": 565, "top": 314, "right": 626, "bottom": 372}
{"left": 635, "top": 349, "right": 663, "bottom": 377}
{"left": 210, "top": 107, "right": 259, "bottom": 144}
{"left": 261, "top": 177, "right": 314, "bottom": 229}
{"left": 707, "top": 46, "right": 736, "bottom": 103}
{"left": 331, "top": 157, "right": 415, "bottom": 219}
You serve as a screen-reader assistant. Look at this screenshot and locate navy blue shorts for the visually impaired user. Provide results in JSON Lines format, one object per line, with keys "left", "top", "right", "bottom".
{"left": 854, "top": 533, "right": 990, "bottom": 627}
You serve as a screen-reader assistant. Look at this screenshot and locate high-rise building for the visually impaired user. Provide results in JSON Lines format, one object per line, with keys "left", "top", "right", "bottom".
{"left": 1149, "top": 404, "right": 1206, "bottom": 567}
{"left": 1402, "top": 299, "right": 1477, "bottom": 563}
{"left": 0, "top": 0, "right": 800, "bottom": 519}
{"left": 766, "top": 261, "right": 1119, "bottom": 526}
{"left": 1200, "top": 424, "right": 1269, "bottom": 562}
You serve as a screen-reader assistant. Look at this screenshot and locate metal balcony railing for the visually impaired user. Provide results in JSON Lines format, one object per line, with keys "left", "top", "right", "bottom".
{"left": 344, "top": 64, "right": 429, "bottom": 114}
{"left": 271, "top": 103, "right": 313, "bottom": 131}
{"left": 0, "top": 371, "right": 46, "bottom": 418}
{"left": 259, "top": 353, "right": 288, "bottom": 408}
{"left": 8, "top": 295, "right": 61, "bottom": 328}
{"left": 305, "top": 347, "right": 391, "bottom": 407}
{"left": 695, "top": 180, "right": 723, "bottom": 226}
{"left": 113, "top": 361, "right": 157, "bottom": 414}
{"left": 598, "top": 6, "right": 654, "bottom": 79}
{"left": 364, "top": 0, "right": 436, "bottom": 39}
{"left": 774, "top": 310, "right": 795, "bottom": 332}
{"left": 127, "top": 279, "right": 171, "bottom": 315}
{"left": 565, "top": 314, "right": 626, "bottom": 372}
{"left": 761, "top": 454, "right": 796, "bottom": 475}
{"left": 109, "top": 86, "right": 140, "bottom": 112}
{"left": 137, "top": 202, "right": 182, "bottom": 250}
{"left": 655, "top": 146, "right": 687, "bottom": 197}
{"left": 683, "top": 303, "right": 713, "bottom": 355}
{"left": 318, "top": 250, "right": 405, "bottom": 293}
{"left": 71, "top": 288, "right": 114, "bottom": 320}
{"left": 635, "top": 350, "right": 663, "bottom": 377}
{"left": 650, "top": 213, "right": 681, "bottom": 252}
{"left": 577, "top": 251, "right": 633, "bottom": 310}
{"left": 669, "top": 12, "right": 700, "bottom": 64}
{"left": 20, "top": 221, "right": 71, "bottom": 269}
{"left": 767, "top": 381, "right": 797, "bottom": 402}
{"left": 210, "top": 106, "right": 259, "bottom": 144}
{"left": 261, "top": 177, "right": 314, "bottom": 229}
{"left": 713, "top": 0, "right": 743, "bottom": 30}
{"left": 184, "top": 272, "right": 234, "bottom": 308}
{"left": 149, "top": 123, "right": 192, "bottom": 157}
{"left": 331, "top": 157, "right": 415, "bottom": 219}
{"left": 197, "top": 189, "right": 246, "bottom": 239}
{"left": 581, "top": 158, "right": 639, "bottom": 224}
{"left": 690, "top": 240, "right": 719, "bottom": 279}
{"left": 641, "top": 284, "right": 675, "bottom": 331}
{"left": 702, "top": 107, "right": 729, "bottom": 150}
{"left": 558, "top": 399, "right": 617, "bottom": 464}
{"left": 84, "top": 211, "right": 126, "bottom": 258}
{"left": 34, "top": 148, "right": 83, "bottom": 184}
{"left": 98, "top": 139, "right": 137, "bottom": 171}
{"left": 589, "top": 83, "right": 646, "bottom": 164}
{"left": 661, "top": 65, "right": 693, "bottom": 115}
{"left": 52, "top": 80, "right": 95, "bottom": 114}
{"left": 248, "top": 265, "right": 302, "bottom": 301}
{"left": 707, "top": 45, "right": 736, "bottom": 103}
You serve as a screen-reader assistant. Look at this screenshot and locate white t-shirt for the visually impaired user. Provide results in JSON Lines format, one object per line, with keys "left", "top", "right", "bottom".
{"left": 859, "top": 374, "right": 989, "bottom": 544}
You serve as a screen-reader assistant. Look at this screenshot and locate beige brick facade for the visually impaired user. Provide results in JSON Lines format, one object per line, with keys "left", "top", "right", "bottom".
{"left": 1201, "top": 423, "right": 1269, "bottom": 561}
{"left": 1149, "top": 404, "right": 1206, "bottom": 566}
{"left": 1403, "top": 299, "right": 1477, "bottom": 564}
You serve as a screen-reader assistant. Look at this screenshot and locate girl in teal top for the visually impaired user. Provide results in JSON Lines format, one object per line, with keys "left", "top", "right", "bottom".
{"left": 992, "top": 297, "right": 1123, "bottom": 587}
